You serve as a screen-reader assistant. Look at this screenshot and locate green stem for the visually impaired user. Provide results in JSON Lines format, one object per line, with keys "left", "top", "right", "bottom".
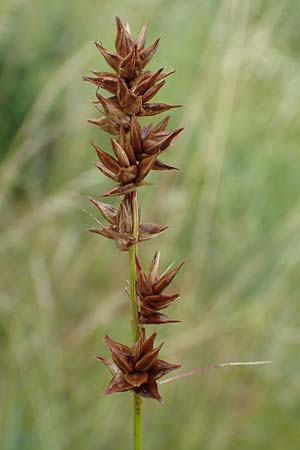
{"left": 133, "top": 394, "right": 143, "bottom": 450}
{"left": 129, "top": 190, "right": 143, "bottom": 450}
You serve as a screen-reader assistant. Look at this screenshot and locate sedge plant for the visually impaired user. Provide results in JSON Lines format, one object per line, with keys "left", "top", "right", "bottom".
{"left": 84, "top": 17, "right": 184, "bottom": 449}
{"left": 84, "top": 16, "right": 271, "bottom": 450}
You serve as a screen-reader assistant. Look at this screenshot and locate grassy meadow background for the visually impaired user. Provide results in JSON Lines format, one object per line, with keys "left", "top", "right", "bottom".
{"left": 1, "top": 0, "right": 300, "bottom": 449}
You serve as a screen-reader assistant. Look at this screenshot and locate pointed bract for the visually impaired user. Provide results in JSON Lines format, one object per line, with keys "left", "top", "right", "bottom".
{"left": 135, "top": 23, "right": 147, "bottom": 50}
{"left": 95, "top": 41, "right": 122, "bottom": 72}
{"left": 153, "top": 260, "right": 186, "bottom": 294}
{"left": 115, "top": 16, "right": 133, "bottom": 56}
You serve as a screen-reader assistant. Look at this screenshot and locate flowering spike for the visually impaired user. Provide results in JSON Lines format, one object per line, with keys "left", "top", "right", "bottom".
{"left": 85, "top": 17, "right": 184, "bottom": 410}
{"left": 98, "top": 331, "right": 180, "bottom": 401}
{"left": 136, "top": 253, "right": 185, "bottom": 324}
{"left": 89, "top": 195, "right": 168, "bottom": 250}
{"left": 85, "top": 18, "right": 183, "bottom": 195}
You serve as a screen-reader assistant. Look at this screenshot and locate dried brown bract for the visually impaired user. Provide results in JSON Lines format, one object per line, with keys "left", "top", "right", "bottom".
{"left": 97, "top": 328, "right": 180, "bottom": 401}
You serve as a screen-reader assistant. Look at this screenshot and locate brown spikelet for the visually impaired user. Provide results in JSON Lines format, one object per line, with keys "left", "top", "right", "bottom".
{"left": 97, "top": 329, "right": 180, "bottom": 401}
{"left": 89, "top": 125, "right": 183, "bottom": 195}
{"left": 88, "top": 195, "right": 168, "bottom": 251}
{"left": 84, "top": 16, "right": 183, "bottom": 196}
{"left": 135, "top": 253, "right": 185, "bottom": 324}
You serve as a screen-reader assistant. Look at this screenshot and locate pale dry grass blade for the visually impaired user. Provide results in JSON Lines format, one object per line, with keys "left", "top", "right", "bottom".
{"left": 159, "top": 360, "right": 272, "bottom": 385}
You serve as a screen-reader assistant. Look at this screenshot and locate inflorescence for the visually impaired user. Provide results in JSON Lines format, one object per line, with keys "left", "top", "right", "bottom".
{"left": 85, "top": 16, "right": 184, "bottom": 402}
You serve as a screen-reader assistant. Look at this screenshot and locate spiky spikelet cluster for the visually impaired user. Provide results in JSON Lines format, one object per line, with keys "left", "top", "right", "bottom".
{"left": 84, "top": 17, "right": 183, "bottom": 197}
{"left": 85, "top": 17, "right": 184, "bottom": 401}
{"left": 88, "top": 196, "right": 168, "bottom": 251}
{"left": 97, "top": 330, "right": 180, "bottom": 402}
{"left": 136, "top": 252, "right": 186, "bottom": 324}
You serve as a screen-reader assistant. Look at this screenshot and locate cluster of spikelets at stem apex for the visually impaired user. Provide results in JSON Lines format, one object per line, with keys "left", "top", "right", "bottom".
{"left": 84, "top": 16, "right": 185, "bottom": 402}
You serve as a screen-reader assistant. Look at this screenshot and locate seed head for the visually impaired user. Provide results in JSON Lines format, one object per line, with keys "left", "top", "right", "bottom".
{"left": 88, "top": 195, "right": 168, "bottom": 250}
{"left": 136, "top": 252, "right": 185, "bottom": 324}
{"left": 97, "top": 328, "right": 180, "bottom": 401}
{"left": 84, "top": 16, "right": 183, "bottom": 197}
{"left": 85, "top": 17, "right": 185, "bottom": 405}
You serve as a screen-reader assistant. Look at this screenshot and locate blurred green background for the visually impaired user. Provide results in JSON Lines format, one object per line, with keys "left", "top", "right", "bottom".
{"left": 1, "top": 0, "right": 299, "bottom": 449}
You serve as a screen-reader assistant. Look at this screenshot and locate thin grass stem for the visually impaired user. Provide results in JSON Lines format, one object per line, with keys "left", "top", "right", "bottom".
{"left": 129, "top": 190, "right": 143, "bottom": 450}
{"left": 159, "top": 361, "right": 272, "bottom": 385}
